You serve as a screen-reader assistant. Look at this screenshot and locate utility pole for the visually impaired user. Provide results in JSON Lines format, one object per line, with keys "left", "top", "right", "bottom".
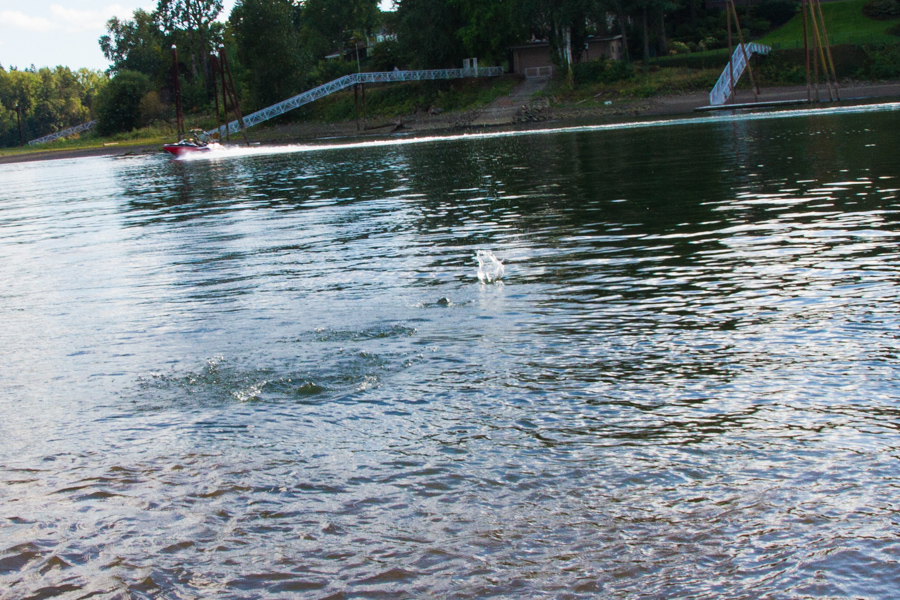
{"left": 210, "top": 52, "right": 222, "bottom": 139}
{"left": 172, "top": 45, "right": 185, "bottom": 140}
{"left": 16, "top": 103, "right": 24, "bottom": 146}
{"left": 727, "top": 5, "right": 734, "bottom": 103}
{"left": 728, "top": 0, "right": 759, "bottom": 103}
{"left": 802, "top": 0, "right": 811, "bottom": 102}
{"left": 218, "top": 45, "right": 249, "bottom": 146}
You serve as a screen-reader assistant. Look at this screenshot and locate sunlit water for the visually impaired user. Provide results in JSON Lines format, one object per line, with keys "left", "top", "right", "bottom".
{"left": 2, "top": 105, "right": 899, "bottom": 599}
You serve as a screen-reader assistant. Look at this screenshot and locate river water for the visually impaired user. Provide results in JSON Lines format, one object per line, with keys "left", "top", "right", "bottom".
{"left": 2, "top": 104, "right": 899, "bottom": 599}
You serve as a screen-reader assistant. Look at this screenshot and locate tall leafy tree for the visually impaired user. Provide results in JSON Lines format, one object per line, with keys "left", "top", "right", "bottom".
{"left": 626, "top": 0, "right": 680, "bottom": 64}
{"left": 300, "top": 0, "right": 380, "bottom": 60}
{"left": 99, "top": 9, "right": 166, "bottom": 77}
{"left": 517, "top": 0, "right": 603, "bottom": 83}
{"left": 394, "top": 0, "right": 465, "bottom": 68}
{"left": 451, "top": 0, "right": 524, "bottom": 64}
{"left": 0, "top": 66, "right": 104, "bottom": 146}
{"left": 156, "top": 0, "right": 224, "bottom": 80}
{"left": 231, "top": 0, "right": 307, "bottom": 108}
{"left": 94, "top": 70, "right": 153, "bottom": 135}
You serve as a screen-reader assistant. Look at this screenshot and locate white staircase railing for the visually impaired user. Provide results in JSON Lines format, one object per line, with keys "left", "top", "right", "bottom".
{"left": 709, "top": 43, "right": 771, "bottom": 106}
{"left": 207, "top": 66, "right": 504, "bottom": 139}
{"left": 27, "top": 120, "right": 96, "bottom": 145}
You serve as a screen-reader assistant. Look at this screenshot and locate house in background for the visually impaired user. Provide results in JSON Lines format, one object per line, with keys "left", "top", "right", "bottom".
{"left": 325, "top": 27, "right": 397, "bottom": 61}
{"left": 509, "top": 35, "right": 624, "bottom": 78}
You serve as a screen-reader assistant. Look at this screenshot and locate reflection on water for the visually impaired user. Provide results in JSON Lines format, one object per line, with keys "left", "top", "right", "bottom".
{"left": 1, "top": 105, "right": 899, "bottom": 599}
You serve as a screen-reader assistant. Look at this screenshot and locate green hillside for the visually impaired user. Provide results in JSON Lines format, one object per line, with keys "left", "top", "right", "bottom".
{"left": 759, "top": 0, "right": 900, "bottom": 47}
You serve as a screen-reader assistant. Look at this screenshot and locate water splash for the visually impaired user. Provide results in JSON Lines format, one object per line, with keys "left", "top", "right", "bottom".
{"left": 476, "top": 250, "right": 505, "bottom": 283}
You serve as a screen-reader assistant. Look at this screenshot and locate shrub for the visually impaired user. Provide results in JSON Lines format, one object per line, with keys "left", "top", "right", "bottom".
{"left": 94, "top": 70, "right": 153, "bottom": 136}
{"left": 138, "top": 91, "right": 168, "bottom": 126}
{"left": 862, "top": 0, "right": 900, "bottom": 19}
{"left": 699, "top": 36, "right": 722, "bottom": 52}
{"left": 754, "top": 0, "right": 800, "bottom": 27}
{"left": 747, "top": 18, "right": 773, "bottom": 37}
{"left": 368, "top": 40, "right": 404, "bottom": 72}
{"left": 573, "top": 58, "right": 634, "bottom": 84}
{"left": 864, "top": 42, "right": 900, "bottom": 77}
{"left": 309, "top": 59, "right": 359, "bottom": 87}
{"left": 669, "top": 41, "right": 692, "bottom": 55}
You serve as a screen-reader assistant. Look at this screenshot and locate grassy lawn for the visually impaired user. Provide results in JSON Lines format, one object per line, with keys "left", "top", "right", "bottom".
{"left": 295, "top": 76, "right": 519, "bottom": 122}
{"left": 0, "top": 122, "right": 188, "bottom": 160}
{"left": 759, "top": 0, "right": 900, "bottom": 47}
{"left": 550, "top": 67, "right": 723, "bottom": 103}
{"left": 0, "top": 136, "right": 167, "bottom": 160}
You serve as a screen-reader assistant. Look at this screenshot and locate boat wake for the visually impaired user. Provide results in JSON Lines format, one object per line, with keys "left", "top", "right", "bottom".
{"left": 174, "top": 101, "right": 900, "bottom": 162}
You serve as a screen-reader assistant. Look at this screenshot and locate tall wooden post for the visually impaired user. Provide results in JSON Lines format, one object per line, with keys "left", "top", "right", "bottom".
{"left": 219, "top": 46, "right": 249, "bottom": 145}
{"left": 727, "top": 5, "right": 735, "bottom": 103}
{"left": 16, "top": 103, "right": 24, "bottom": 146}
{"left": 354, "top": 83, "right": 360, "bottom": 130}
{"left": 802, "top": 0, "right": 811, "bottom": 102}
{"left": 172, "top": 45, "right": 185, "bottom": 140}
{"left": 210, "top": 52, "right": 222, "bottom": 139}
{"left": 361, "top": 82, "right": 367, "bottom": 129}
{"left": 218, "top": 46, "right": 230, "bottom": 142}
{"left": 815, "top": 0, "right": 840, "bottom": 100}
{"left": 729, "top": 0, "right": 759, "bottom": 103}
{"left": 808, "top": 0, "right": 834, "bottom": 101}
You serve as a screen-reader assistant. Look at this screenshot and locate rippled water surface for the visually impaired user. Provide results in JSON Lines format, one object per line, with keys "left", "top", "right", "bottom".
{"left": 2, "top": 105, "right": 900, "bottom": 599}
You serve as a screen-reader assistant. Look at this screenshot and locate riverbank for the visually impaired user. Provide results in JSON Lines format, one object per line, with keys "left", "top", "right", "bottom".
{"left": 3, "top": 80, "right": 900, "bottom": 165}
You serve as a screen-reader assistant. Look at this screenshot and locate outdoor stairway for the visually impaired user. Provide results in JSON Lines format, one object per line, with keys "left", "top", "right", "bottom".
{"left": 709, "top": 43, "right": 772, "bottom": 106}
{"left": 207, "top": 66, "right": 504, "bottom": 139}
{"left": 28, "top": 120, "right": 96, "bottom": 146}
{"left": 470, "top": 76, "right": 550, "bottom": 126}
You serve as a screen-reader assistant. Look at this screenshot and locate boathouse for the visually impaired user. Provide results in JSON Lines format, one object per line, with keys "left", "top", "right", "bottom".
{"left": 509, "top": 35, "right": 624, "bottom": 77}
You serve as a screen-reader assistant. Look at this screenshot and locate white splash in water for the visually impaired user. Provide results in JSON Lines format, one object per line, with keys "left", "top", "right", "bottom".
{"left": 233, "top": 380, "right": 266, "bottom": 402}
{"left": 476, "top": 250, "right": 504, "bottom": 283}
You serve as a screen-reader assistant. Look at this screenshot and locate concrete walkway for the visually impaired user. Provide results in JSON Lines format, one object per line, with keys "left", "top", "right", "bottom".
{"left": 470, "top": 77, "right": 551, "bottom": 126}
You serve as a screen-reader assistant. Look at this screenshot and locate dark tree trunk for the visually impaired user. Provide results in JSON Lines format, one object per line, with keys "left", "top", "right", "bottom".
{"left": 657, "top": 8, "right": 667, "bottom": 57}
{"left": 642, "top": 7, "right": 650, "bottom": 66}
{"left": 616, "top": 0, "right": 630, "bottom": 62}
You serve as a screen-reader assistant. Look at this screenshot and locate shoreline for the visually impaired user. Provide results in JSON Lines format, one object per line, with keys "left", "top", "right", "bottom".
{"left": 3, "top": 81, "right": 899, "bottom": 166}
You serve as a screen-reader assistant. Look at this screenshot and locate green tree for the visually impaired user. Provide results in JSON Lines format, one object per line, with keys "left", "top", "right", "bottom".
{"left": 156, "top": 0, "right": 224, "bottom": 82}
{"left": 451, "top": 0, "right": 525, "bottom": 64}
{"left": 394, "top": 0, "right": 466, "bottom": 68}
{"left": 31, "top": 67, "right": 92, "bottom": 134}
{"left": 99, "top": 9, "right": 166, "bottom": 77}
{"left": 94, "top": 70, "right": 153, "bottom": 135}
{"left": 516, "top": 0, "right": 605, "bottom": 83}
{"left": 0, "top": 66, "right": 105, "bottom": 146}
{"left": 231, "top": 0, "right": 307, "bottom": 108}
{"left": 0, "top": 68, "right": 38, "bottom": 145}
{"left": 300, "top": 0, "right": 380, "bottom": 60}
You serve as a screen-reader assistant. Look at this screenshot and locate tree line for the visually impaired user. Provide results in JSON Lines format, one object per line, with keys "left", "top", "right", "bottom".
{"left": 2, "top": 0, "right": 801, "bottom": 147}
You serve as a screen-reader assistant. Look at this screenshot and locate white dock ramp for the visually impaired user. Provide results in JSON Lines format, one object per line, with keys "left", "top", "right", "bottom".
{"left": 709, "top": 43, "right": 772, "bottom": 106}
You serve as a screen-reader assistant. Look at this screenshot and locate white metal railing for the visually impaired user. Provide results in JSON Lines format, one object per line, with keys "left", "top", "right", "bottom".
{"left": 524, "top": 66, "right": 553, "bottom": 79}
{"left": 207, "top": 66, "right": 505, "bottom": 138}
{"left": 27, "top": 120, "right": 96, "bottom": 145}
{"left": 709, "top": 43, "right": 771, "bottom": 106}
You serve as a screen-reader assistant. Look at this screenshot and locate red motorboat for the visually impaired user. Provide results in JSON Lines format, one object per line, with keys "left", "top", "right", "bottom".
{"left": 162, "top": 127, "right": 224, "bottom": 157}
{"left": 163, "top": 140, "right": 218, "bottom": 156}
{"left": 164, "top": 46, "right": 240, "bottom": 158}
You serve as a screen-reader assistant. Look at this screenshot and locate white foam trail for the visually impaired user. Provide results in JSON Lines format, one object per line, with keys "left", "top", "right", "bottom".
{"left": 476, "top": 250, "right": 504, "bottom": 284}
{"left": 175, "top": 101, "right": 900, "bottom": 162}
